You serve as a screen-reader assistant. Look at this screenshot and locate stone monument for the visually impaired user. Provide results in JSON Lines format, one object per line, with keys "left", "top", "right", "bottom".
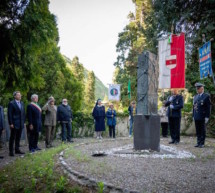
{"left": 134, "top": 51, "right": 160, "bottom": 151}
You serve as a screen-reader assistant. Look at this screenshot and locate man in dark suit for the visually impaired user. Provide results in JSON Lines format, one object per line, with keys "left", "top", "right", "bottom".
{"left": 8, "top": 91, "right": 25, "bottom": 156}
{"left": 27, "top": 94, "right": 42, "bottom": 152}
{"left": 165, "top": 89, "right": 184, "bottom": 144}
{"left": 193, "top": 83, "right": 211, "bottom": 148}
{"left": 0, "top": 105, "right": 5, "bottom": 159}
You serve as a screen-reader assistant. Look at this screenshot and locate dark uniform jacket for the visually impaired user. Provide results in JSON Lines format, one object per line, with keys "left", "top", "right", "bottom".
{"left": 165, "top": 95, "right": 184, "bottom": 118}
{"left": 0, "top": 106, "right": 5, "bottom": 130}
{"left": 193, "top": 93, "right": 211, "bottom": 121}
{"left": 8, "top": 100, "right": 25, "bottom": 129}
{"left": 57, "top": 104, "right": 73, "bottom": 122}
{"left": 27, "top": 103, "right": 42, "bottom": 132}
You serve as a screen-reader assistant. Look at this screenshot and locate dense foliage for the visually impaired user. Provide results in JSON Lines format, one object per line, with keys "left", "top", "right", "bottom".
{"left": 84, "top": 71, "right": 96, "bottom": 112}
{"left": 0, "top": 0, "right": 96, "bottom": 113}
{"left": 114, "top": 0, "right": 215, "bottom": 135}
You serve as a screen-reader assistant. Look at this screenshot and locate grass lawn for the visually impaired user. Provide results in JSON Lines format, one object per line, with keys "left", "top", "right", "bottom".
{"left": 0, "top": 143, "right": 90, "bottom": 193}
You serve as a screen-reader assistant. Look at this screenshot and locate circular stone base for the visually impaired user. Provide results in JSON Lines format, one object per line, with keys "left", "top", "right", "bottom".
{"left": 106, "top": 144, "right": 195, "bottom": 159}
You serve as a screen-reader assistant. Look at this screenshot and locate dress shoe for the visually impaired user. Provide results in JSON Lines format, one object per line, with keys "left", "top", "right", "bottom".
{"left": 30, "top": 149, "right": 35, "bottom": 153}
{"left": 9, "top": 152, "right": 14, "bottom": 156}
{"left": 169, "top": 141, "right": 175, "bottom": 144}
{"left": 15, "top": 150, "right": 25, "bottom": 154}
{"left": 199, "top": 145, "right": 204, "bottom": 148}
{"left": 67, "top": 140, "right": 74, "bottom": 143}
{"left": 194, "top": 144, "right": 199, "bottom": 147}
{"left": 0, "top": 156, "right": 4, "bottom": 159}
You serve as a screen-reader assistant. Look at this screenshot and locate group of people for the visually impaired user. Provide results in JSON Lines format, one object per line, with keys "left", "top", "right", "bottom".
{"left": 92, "top": 99, "right": 117, "bottom": 139}
{"left": 0, "top": 91, "right": 73, "bottom": 159}
{"left": 158, "top": 83, "right": 211, "bottom": 148}
{"left": 0, "top": 82, "right": 212, "bottom": 159}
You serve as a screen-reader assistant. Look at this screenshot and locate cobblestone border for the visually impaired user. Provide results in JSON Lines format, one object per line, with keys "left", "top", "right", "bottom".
{"left": 58, "top": 139, "right": 139, "bottom": 193}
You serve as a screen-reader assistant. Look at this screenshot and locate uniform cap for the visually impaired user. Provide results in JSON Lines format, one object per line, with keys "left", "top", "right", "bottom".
{"left": 195, "top": 82, "right": 205, "bottom": 88}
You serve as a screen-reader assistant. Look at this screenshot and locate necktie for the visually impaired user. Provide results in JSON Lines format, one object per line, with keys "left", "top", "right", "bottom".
{"left": 17, "top": 102, "right": 21, "bottom": 109}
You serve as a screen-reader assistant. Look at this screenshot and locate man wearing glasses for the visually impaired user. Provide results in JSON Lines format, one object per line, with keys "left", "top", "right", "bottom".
{"left": 57, "top": 99, "right": 73, "bottom": 143}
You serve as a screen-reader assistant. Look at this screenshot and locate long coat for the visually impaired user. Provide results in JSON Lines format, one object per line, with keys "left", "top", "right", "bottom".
{"left": 0, "top": 106, "right": 4, "bottom": 130}
{"left": 193, "top": 93, "right": 211, "bottom": 121}
{"left": 165, "top": 95, "right": 184, "bottom": 118}
{"left": 8, "top": 100, "right": 25, "bottom": 129}
{"left": 106, "top": 108, "right": 117, "bottom": 126}
{"left": 92, "top": 105, "right": 105, "bottom": 131}
{"left": 42, "top": 104, "right": 57, "bottom": 126}
{"left": 27, "top": 103, "right": 42, "bottom": 132}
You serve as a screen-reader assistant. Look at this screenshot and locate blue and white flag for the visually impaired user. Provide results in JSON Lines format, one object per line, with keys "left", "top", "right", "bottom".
{"left": 108, "top": 84, "right": 120, "bottom": 101}
{"left": 199, "top": 41, "right": 213, "bottom": 79}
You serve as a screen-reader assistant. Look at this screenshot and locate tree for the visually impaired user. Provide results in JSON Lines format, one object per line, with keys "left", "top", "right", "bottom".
{"left": 71, "top": 56, "right": 85, "bottom": 82}
{"left": 0, "top": 0, "right": 85, "bottom": 115}
{"left": 114, "top": 0, "right": 215, "bottom": 134}
{"left": 84, "top": 71, "right": 95, "bottom": 112}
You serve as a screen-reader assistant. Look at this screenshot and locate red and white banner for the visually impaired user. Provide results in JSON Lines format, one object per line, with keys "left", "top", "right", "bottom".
{"left": 158, "top": 33, "right": 185, "bottom": 89}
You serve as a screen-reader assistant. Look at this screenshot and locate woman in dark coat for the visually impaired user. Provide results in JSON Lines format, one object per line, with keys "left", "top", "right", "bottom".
{"left": 92, "top": 99, "right": 105, "bottom": 139}
{"left": 106, "top": 103, "right": 117, "bottom": 138}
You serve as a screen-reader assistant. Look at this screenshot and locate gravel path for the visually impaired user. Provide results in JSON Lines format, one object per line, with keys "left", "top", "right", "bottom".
{"left": 63, "top": 137, "right": 215, "bottom": 193}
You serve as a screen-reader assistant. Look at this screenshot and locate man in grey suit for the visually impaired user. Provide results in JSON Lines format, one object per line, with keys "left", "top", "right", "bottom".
{"left": 8, "top": 91, "right": 25, "bottom": 156}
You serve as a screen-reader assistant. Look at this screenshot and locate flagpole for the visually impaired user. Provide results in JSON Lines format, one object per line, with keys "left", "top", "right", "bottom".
{"left": 128, "top": 76, "right": 131, "bottom": 101}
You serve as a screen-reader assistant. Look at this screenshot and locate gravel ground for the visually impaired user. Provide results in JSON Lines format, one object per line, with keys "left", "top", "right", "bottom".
{"left": 63, "top": 136, "right": 215, "bottom": 193}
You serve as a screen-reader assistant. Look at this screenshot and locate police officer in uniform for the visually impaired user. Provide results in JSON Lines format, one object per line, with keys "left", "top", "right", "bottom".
{"left": 193, "top": 83, "right": 211, "bottom": 148}
{"left": 165, "top": 89, "right": 184, "bottom": 144}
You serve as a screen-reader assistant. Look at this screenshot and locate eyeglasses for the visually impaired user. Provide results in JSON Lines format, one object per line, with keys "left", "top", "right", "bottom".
{"left": 63, "top": 101, "right": 67, "bottom": 102}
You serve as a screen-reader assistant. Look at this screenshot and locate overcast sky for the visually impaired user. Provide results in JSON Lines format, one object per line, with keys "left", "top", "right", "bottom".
{"left": 49, "top": 0, "right": 135, "bottom": 85}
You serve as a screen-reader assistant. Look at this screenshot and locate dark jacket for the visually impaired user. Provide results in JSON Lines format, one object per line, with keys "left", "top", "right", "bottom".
{"left": 106, "top": 108, "right": 117, "bottom": 126}
{"left": 165, "top": 95, "right": 184, "bottom": 118}
{"left": 193, "top": 93, "right": 211, "bottom": 121}
{"left": 92, "top": 105, "right": 105, "bottom": 131}
{"left": 8, "top": 100, "right": 25, "bottom": 129}
{"left": 57, "top": 104, "right": 73, "bottom": 122}
{"left": 0, "top": 106, "right": 4, "bottom": 130}
{"left": 27, "top": 103, "right": 42, "bottom": 132}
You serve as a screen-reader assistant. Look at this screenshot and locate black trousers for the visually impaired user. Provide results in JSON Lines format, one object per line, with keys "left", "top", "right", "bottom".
{"left": 109, "top": 125, "right": 115, "bottom": 138}
{"left": 195, "top": 120, "right": 206, "bottom": 145}
{"left": 161, "top": 122, "right": 168, "bottom": 137}
{"left": 169, "top": 117, "right": 181, "bottom": 142}
{"left": 28, "top": 128, "right": 39, "bottom": 150}
{"left": 9, "top": 128, "right": 22, "bottom": 153}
